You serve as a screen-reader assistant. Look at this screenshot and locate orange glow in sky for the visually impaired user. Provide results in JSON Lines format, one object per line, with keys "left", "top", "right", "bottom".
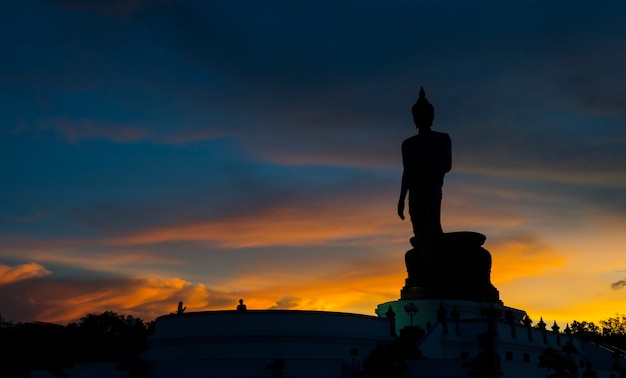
{"left": 1, "top": 1, "right": 626, "bottom": 329}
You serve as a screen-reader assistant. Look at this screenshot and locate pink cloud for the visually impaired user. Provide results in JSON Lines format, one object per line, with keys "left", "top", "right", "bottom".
{"left": 34, "top": 118, "right": 221, "bottom": 144}
{"left": 39, "top": 118, "right": 149, "bottom": 144}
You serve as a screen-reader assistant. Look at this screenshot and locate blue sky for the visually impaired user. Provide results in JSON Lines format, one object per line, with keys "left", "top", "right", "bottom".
{"left": 1, "top": 0, "right": 626, "bottom": 325}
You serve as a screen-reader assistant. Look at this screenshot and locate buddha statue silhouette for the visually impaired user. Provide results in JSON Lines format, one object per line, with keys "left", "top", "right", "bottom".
{"left": 397, "top": 87, "right": 451, "bottom": 252}
{"left": 397, "top": 87, "right": 500, "bottom": 303}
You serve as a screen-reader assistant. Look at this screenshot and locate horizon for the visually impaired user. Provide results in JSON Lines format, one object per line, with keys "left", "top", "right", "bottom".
{"left": 1, "top": 1, "right": 625, "bottom": 327}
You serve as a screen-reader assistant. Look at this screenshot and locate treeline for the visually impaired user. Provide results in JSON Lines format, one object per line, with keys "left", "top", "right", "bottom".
{"left": 570, "top": 314, "right": 626, "bottom": 350}
{"left": 1, "top": 311, "right": 625, "bottom": 377}
{"left": 0, "top": 311, "right": 154, "bottom": 377}
{"left": 524, "top": 314, "right": 626, "bottom": 350}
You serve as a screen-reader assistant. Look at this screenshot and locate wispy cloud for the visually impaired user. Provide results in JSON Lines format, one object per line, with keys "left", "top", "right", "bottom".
{"left": 0, "top": 262, "right": 51, "bottom": 285}
{"left": 39, "top": 118, "right": 149, "bottom": 144}
{"left": 107, "top": 201, "right": 402, "bottom": 248}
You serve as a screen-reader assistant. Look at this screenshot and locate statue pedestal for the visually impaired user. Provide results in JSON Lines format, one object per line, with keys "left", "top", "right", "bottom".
{"left": 375, "top": 298, "right": 524, "bottom": 337}
{"left": 401, "top": 232, "right": 500, "bottom": 303}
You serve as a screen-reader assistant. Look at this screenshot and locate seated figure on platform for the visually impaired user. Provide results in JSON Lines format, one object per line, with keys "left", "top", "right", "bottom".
{"left": 177, "top": 301, "right": 186, "bottom": 314}
{"left": 237, "top": 299, "right": 247, "bottom": 312}
{"left": 397, "top": 87, "right": 451, "bottom": 251}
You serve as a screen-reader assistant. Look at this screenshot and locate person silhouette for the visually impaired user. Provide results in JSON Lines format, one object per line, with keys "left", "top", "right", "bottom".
{"left": 398, "top": 87, "right": 451, "bottom": 251}
{"left": 341, "top": 347, "right": 363, "bottom": 378}
{"left": 237, "top": 299, "right": 247, "bottom": 311}
{"left": 177, "top": 301, "right": 186, "bottom": 314}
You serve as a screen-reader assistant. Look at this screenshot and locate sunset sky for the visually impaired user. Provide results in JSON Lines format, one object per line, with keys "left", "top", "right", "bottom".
{"left": 1, "top": 0, "right": 625, "bottom": 326}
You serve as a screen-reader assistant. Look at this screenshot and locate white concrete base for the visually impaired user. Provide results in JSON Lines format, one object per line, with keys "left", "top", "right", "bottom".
{"left": 139, "top": 305, "right": 622, "bottom": 377}
{"left": 375, "top": 298, "right": 526, "bottom": 335}
{"left": 142, "top": 310, "right": 395, "bottom": 378}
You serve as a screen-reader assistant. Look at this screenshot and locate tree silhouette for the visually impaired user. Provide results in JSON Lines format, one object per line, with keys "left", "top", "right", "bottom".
{"left": 0, "top": 311, "right": 152, "bottom": 377}
{"left": 600, "top": 314, "right": 626, "bottom": 336}
{"left": 599, "top": 314, "right": 626, "bottom": 349}
{"left": 538, "top": 346, "right": 579, "bottom": 377}
{"left": 571, "top": 320, "right": 600, "bottom": 336}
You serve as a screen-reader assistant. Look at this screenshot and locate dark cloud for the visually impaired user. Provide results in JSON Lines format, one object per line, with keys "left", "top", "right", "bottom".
{"left": 611, "top": 279, "right": 626, "bottom": 291}
{"left": 7, "top": 0, "right": 626, "bottom": 176}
